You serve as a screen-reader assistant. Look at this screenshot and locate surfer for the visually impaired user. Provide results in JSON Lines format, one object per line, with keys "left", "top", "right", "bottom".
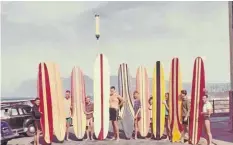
{"left": 163, "top": 92, "right": 171, "bottom": 140}
{"left": 109, "top": 86, "right": 124, "bottom": 141}
{"left": 32, "top": 98, "right": 42, "bottom": 145}
{"left": 147, "top": 96, "right": 153, "bottom": 139}
{"left": 64, "top": 90, "right": 72, "bottom": 141}
{"left": 133, "top": 91, "right": 141, "bottom": 140}
{"left": 180, "top": 90, "right": 191, "bottom": 143}
{"left": 85, "top": 96, "right": 94, "bottom": 140}
{"left": 201, "top": 94, "right": 213, "bottom": 145}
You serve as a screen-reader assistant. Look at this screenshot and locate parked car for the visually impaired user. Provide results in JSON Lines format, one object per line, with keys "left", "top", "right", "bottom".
{"left": 0, "top": 121, "right": 17, "bottom": 145}
{"left": 1, "top": 104, "right": 35, "bottom": 137}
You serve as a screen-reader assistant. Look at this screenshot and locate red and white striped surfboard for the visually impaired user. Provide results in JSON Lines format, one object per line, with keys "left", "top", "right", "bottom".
{"left": 136, "top": 66, "right": 150, "bottom": 137}
{"left": 38, "top": 62, "right": 53, "bottom": 144}
{"left": 169, "top": 58, "right": 183, "bottom": 142}
{"left": 93, "top": 53, "right": 110, "bottom": 140}
{"left": 189, "top": 57, "right": 205, "bottom": 144}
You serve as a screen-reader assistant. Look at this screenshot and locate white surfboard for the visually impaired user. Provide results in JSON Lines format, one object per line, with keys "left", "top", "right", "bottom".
{"left": 71, "top": 67, "right": 87, "bottom": 139}
{"left": 48, "top": 62, "right": 66, "bottom": 141}
{"left": 93, "top": 53, "right": 110, "bottom": 140}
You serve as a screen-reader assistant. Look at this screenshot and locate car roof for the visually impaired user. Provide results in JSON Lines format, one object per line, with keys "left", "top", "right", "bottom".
{"left": 1, "top": 104, "right": 32, "bottom": 109}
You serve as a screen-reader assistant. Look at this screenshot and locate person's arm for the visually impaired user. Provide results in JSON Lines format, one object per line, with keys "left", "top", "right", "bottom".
{"left": 202, "top": 103, "right": 213, "bottom": 116}
{"left": 118, "top": 95, "right": 124, "bottom": 106}
{"left": 163, "top": 100, "right": 169, "bottom": 110}
{"left": 185, "top": 100, "right": 191, "bottom": 120}
{"left": 85, "top": 103, "right": 94, "bottom": 115}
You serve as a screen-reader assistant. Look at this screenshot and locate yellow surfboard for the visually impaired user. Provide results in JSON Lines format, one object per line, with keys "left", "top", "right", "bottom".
{"left": 152, "top": 61, "right": 166, "bottom": 139}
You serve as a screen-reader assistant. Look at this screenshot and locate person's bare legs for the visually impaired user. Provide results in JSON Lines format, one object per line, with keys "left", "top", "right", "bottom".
{"left": 66, "top": 119, "right": 70, "bottom": 141}
{"left": 36, "top": 130, "right": 40, "bottom": 145}
{"left": 90, "top": 118, "right": 94, "bottom": 140}
{"left": 134, "top": 119, "right": 138, "bottom": 139}
{"left": 165, "top": 117, "right": 170, "bottom": 140}
{"left": 34, "top": 132, "right": 37, "bottom": 145}
{"left": 180, "top": 124, "right": 187, "bottom": 143}
{"left": 111, "top": 121, "right": 116, "bottom": 139}
{"left": 205, "top": 119, "right": 213, "bottom": 145}
{"left": 114, "top": 120, "right": 120, "bottom": 140}
{"left": 86, "top": 119, "right": 90, "bottom": 140}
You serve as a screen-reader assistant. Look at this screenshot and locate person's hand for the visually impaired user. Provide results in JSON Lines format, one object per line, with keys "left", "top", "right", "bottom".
{"left": 162, "top": 101, "right": 166, "bottom": 105}
{"left": 184, "top": 116, "right": 188, "bottom": 121}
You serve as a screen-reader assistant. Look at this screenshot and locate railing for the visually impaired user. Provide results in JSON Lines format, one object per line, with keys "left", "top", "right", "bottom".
{"left": 209, "top": 99, "right": 230, "bottom": 117}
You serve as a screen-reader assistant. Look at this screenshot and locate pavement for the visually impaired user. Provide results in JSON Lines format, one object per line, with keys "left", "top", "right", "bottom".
{"left": 7, "top": 117, "right": 233, "bottom": 145}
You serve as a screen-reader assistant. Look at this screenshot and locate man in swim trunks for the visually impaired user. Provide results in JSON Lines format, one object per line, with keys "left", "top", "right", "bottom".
{"left": 109, "top": 86, "right": 124, "bottom": 141}
{"left": 180, "top": 90, "right": 191, "bottom": 143}
{"left": 85, "top": 96, "right": 94, "bottom": 140}
{"left": 64, "top": 90, "right": 72, "bottom": 141}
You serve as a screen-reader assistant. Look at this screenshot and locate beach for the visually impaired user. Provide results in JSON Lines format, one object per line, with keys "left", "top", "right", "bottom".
{"left": 8, "top": 117, "right": 233, "bottom": 145}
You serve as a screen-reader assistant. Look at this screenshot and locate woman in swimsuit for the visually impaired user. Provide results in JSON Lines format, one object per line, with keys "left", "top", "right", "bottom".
{"left": 133, "top": 91, "right": 141, "bottom": 140}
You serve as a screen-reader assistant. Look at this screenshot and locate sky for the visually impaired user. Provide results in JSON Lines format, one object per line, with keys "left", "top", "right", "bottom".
{"left": 1, "top": 1, "right": 230, "bottom": 94}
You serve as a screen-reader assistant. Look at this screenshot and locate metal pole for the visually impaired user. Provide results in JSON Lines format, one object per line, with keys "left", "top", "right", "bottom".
{"left": 228, "top": 2, "right": 233, "bottom": 132}
{"left": 95, "top": 14, "right": 100, "bottom": 50}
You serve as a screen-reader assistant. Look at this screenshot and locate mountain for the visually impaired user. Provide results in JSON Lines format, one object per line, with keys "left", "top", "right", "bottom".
{"left": 2, "top": 75, "right": 230, "bottom": 100}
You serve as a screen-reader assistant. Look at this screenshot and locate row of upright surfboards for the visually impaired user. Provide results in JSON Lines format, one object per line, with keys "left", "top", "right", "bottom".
{"left": 38, "top": 54, "right": 205, "bottom": 145}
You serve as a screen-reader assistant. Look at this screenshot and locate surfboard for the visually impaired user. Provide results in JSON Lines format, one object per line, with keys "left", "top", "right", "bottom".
{"left": 152, "top": 61, "right": 166, "bottom": 139}
{"left": 93, "top": 53, "right": 110, "bottom": 140}
{"left": 37, "top": 62, "right": 53, "bottom": 144}
{"left": 189, "top": 57, "right": 205, "bottom": 145}
{"left": 136, "top": 66, "right": 150, "bottom": 137}
{"left": 118, "top": 63, "right": 134, "bottom": 139}
{"left": 71, "top": 67, "right": 87, "bottom": 139}
{"left": 49, "top": 63, "right": 66, "bottom": 142}
{"left": 169, "top": 58, "right": 183, "bottom": 142}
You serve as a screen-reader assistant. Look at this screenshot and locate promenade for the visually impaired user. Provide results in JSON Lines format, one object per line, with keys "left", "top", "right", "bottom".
{"left": 8, "top": 117, "right": 233, "bottom": 145}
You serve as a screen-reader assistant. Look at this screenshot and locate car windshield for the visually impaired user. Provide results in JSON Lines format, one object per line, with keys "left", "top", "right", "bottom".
{"left": 0, "top": 109, "right": 10, "bottom": 119}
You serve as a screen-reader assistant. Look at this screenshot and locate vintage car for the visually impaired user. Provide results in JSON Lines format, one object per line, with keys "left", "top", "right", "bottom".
{"left": 1, "top": 104, "right": 35, "bottom": 137}
{"left": 0, "top": 121, "right": 17, "bottom": 145}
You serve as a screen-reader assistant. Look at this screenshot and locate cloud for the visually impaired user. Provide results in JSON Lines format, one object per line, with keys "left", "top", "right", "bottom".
{"left": 1, "top": 1, "right": 230, "bottom": 94}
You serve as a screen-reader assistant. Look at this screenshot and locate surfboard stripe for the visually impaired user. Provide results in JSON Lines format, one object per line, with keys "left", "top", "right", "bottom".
{"left": 156, "top": 61, "right": 161, "bottom": 138}
{"left": 175, "top": 60, "right": 183, "bottom": 131}
{"left": 38, "top": 63, "right": 45, "bottom": 135}
{"left": 44, "top": 64, "right": 54, "bottom": 142}
{"left": 98, "top": 54, "right": 104, "bottom": 140}
{"left": 125, "top": 64, "right": 134, "bottom": 111}
{"left": 125, "top": 64, "right": 134, "bottom": 116}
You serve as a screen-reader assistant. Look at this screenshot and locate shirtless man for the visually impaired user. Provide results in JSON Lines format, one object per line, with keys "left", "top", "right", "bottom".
{"left": 109, "top": 86, "right": 124, "bottom": 141}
